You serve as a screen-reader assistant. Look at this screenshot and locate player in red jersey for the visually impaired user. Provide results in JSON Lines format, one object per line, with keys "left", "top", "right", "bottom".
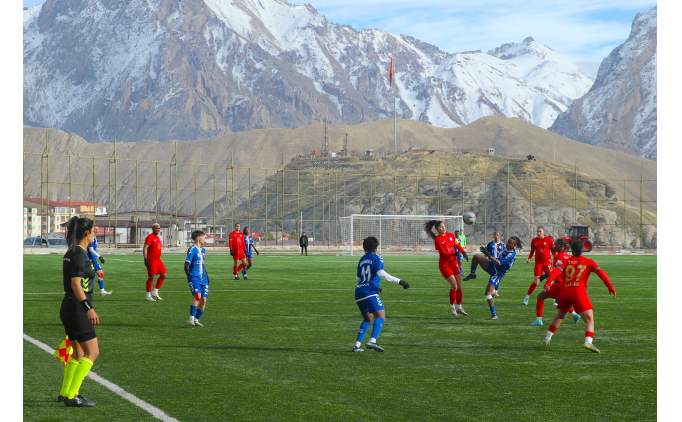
{"left": 543, "top": 240, "right": 616, "bottom": 353}
{"left": 228, "top": 223, "right": 247, "bottom": 280}
{"left": 523, "top": 226, "right": 555, "bottom": 305}
{"left": 530, "top": 238, "right": 580, "bottom": 326}
{"left": 424, "top": 220, "right": 469, "bottom": 317}
{"left": 143, "top": 223, "right": 166, "bottom": 302}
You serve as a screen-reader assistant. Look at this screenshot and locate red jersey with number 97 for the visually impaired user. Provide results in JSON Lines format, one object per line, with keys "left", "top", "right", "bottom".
{"left": 561, "top": 256, "right": 601, "bottom": 289}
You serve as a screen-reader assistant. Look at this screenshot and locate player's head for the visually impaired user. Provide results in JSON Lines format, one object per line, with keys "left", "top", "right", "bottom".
{"left": 424, "top": 220, "right": 445, "bottom": 239}
{"left": 192, "top": 230, "right": 206, "bottom": 244}
{"left": 363, "top": 236, "right": 379, "bottom": 253}
{"left": 493, "top": 231, "right": 501, "bottom": 242}
{"left": 243, "top": 226, "right": 250, "bottom": 235}
{"left": 508, "top": 236, "right": 523, "bottom": 250}
{"left": 570, "top": 239, "right": 583, "bottom": 256}
{"left": 555, "top": 238, "right": 569, "bottom": 252}
{"left": 65, "top": 216, "right": 95, "bottom": 247}
{"left": 454, "top": 230, "right": 460, "bottom": 236}
{"left": 537, "top": 226, "right": 545, "bottom": 237}
{"left": 505, "top": 237, "right": 516, "bottom": 250}
{"left": 234, "top": 223, "right": 241, "bottom": 231}
{"left": 152, "top": 223, "right": 161, "bottom": 234}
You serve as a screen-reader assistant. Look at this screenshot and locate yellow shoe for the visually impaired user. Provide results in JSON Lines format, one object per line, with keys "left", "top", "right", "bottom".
{"left": 583, "top": 343, "right": 600, "bottom": 353}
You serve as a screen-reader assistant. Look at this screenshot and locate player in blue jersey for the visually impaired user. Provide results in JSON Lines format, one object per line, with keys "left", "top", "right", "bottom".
{"left": 353, "top": 236, "right": 410, "bottom": 352}
{"left": 241, "top": 227, "right": 260, "bottom": 280}
{"left": 87, "top": 237, "right": 111, "bottom": 296}
{"left": 463, "top": 231, "right": 504, "bottom": 281}
{"left": 480, "top": 236, "right": 522, "bottom": 319}
{"left": 185, "top": 230, "right": 209, "bottom": 327}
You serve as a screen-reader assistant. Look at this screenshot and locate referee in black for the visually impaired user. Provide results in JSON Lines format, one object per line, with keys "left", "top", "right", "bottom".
{"left": 57, "top": 216, "right": 101, "bottom": 407}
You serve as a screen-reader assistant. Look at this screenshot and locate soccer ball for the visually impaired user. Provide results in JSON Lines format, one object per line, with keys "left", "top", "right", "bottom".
{"left": 463, "top": 211, "right": 476, "bottom": 225}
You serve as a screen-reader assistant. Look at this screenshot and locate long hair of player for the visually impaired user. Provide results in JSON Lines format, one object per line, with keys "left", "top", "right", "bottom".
{"left": 424, "top": 220, "right": 442, "bottom": 240}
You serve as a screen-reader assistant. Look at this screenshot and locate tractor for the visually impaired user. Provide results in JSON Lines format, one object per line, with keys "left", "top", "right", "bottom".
{"left": 560, "top": 225, "right": 593, "bottom": 253}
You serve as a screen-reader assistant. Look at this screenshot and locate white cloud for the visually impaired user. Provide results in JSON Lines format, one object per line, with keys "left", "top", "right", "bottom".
{"left": 309, "top": 0, "right": 656, "bottom": 62}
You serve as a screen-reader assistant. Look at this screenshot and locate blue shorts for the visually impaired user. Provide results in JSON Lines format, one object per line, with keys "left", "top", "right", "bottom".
{"left": 356, "top": 294, "right": 384, "bottom": 314}
{"left": 245, "top": 252, "right": 253, "bottom": 259}
{"left": 188, "top": 276, "right": 209, "bottom": 299}
{"left": 488, "top": 274, "right": 505, "bottom": 290}
{"left": 92, "top": 260, "right": 102, "bottom": 272}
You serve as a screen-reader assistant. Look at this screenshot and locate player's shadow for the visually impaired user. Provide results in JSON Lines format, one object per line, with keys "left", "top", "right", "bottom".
{"left": 157, "top": 343, "right": 348, "bottom": 356}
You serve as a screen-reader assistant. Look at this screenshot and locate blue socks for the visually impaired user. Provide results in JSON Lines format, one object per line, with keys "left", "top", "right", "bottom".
{"left": 371, "top": 317, "right": 385, "bottom": 341}
{"left": 356, "top": 321, "right": 370, "bottom": 343}
{"left": 98, "top": 279, "right": 105, "bottom": 289}
{"left": 189, "top": 305, "right": 197, "bottom": 318}
{"left": 195, "top": 308, "right": 204, "bottom": 320}
{"left": 489, "top": 305, "right": 497, "bottom": 317}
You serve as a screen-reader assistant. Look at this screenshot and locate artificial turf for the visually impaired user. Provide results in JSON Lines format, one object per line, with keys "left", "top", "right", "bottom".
{"left": 24, "top": 253, "right": 656, "bottom": 421}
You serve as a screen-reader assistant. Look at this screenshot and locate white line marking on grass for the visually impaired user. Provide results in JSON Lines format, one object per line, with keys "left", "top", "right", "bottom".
{"left": 23, "top": 334, "right": 180, "bottom": 422}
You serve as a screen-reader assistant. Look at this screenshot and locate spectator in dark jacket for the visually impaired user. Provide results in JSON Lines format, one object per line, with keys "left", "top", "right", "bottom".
{"left": 299, "top": 233, "right": 309, "bottom": 256}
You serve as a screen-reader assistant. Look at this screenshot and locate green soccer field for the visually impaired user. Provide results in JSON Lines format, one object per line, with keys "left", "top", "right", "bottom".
{"left": 23, "top": 253, "right": 656, "bottom": 421}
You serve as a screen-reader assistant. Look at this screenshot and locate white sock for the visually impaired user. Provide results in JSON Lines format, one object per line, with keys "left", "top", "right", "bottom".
{"left": 524, "top": 294, "right": 530, "bottom": 300}
{"left": 369, "top": 337, "right": 376, "bottom": 344}
{"left": 153, "top": 288, "right": 159, "bottom": 295}
{"left": 536, "top": 317, "right": 542, "bottom": 321}
{"left": 455, "top": 304, "right": 462, "bottom": 310}
{"left": 354, "top": 341, "right": 362, "bottom": 348}
{"left": 544, "top": 331, "right": 554, "bottom": 341}
{"left": 585, "top": 336, "right": 593, "bottom": 344}
{"left": 146, "top": 292, "right": 152, "bottom": 297}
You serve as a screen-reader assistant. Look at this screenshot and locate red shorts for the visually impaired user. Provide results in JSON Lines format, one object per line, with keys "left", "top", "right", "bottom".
{"left": 147, "top": 259, "right": 166, "bottom": 276}
{"left": 233, "top": 254, "right": 246, "bottom": 261}
{"left": 534, "top": 261, "right": 552, "bottom": 277}
{"left": 438, "top": 259, "right": 460, "bottom": 278}
{"left": 544, "top": 281, "right": 561, "bottom": 299}
{"left": 557, "top": 288, "right": 592, "bottom": 314}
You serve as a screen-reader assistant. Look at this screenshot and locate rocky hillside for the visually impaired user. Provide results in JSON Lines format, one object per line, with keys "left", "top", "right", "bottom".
{"left": 551, "top": 7, "right": 657, "bottom": 159}
{"left": 241, "top": 152, "right": 656, "bottom": 248}
{"left": 24, "top": 0, "right": 592, "bottom": 141}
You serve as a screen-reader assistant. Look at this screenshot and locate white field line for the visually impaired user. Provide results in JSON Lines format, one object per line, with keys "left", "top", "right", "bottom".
{"left": 23, "top": 334, "right": 180, "bottom": 422}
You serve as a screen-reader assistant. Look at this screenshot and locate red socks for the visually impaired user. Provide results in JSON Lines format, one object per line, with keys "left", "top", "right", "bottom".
{"left": 155, "top": 275, "right": 165, "bottom": 289}
{"left": 585, "top": 331, "right": 594, "bottom": 339}
{"left": 449, "top": 289, "right": 457, "bottom": 305}
{"left": 527, "top": 282, "right": 538, "bottom": 295}
{"left": 146, "top": 276, "right": 153, "bottom": 293}
{"left": 536, "top": 296, "right": 544, "bottom": 317}
{"left": 548, "top": 324, "right": 557, "bottom": 334}
{"left": 455, "top": 289, "right": 463, "bottom": 305}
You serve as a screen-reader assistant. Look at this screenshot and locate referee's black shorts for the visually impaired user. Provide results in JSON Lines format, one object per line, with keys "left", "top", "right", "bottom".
{"left": 60, "top": 295, "right": 96, "bottom": 342}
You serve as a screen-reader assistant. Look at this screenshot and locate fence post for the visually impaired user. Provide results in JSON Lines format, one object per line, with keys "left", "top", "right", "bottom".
{"left": 640, "top": 170, "right": 644, "bottom": 248}
{"left": 92, "top": 156, "right": 96, "bottom": 224}
{"left": 573, "top": 164, "right": 578, "bottom": 225}
{"left": 623, "top": 178, "right": 627, "bottom": 248}
{"left": 505, "top": 161, "right": 510, "bottom": 238}
{"left": 135, "top": 159, "right": 139, "bottom": 245}
{"left": 155, "top": 161, "right": 159, "bottom": 223}
{"left": 113, "top": 139, "right": 118, "bottom": 247}
{"left": 41, "top": 131, "right": 48, "bottom": 238}
{"left": 264, "top": 168, "right": 269, "bottom": 247}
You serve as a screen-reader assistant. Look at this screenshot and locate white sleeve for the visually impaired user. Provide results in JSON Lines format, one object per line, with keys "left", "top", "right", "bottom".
{"left": 377, "top": 269, "right": 401, "bottom": 284}
{"left": 88, "top": 246, "right": 100, "bottom": 259}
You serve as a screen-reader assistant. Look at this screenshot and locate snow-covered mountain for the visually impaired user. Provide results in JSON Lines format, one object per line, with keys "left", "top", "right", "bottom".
{"left": 23, "top": 0, "right": 593, "bottom": 141}
{"left": 551, "top": 7, "right": 657, "bottom": 159}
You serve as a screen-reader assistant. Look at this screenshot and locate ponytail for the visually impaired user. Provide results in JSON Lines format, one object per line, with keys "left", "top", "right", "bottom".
{"left": 66, "top": 216, "right": 94, "bottom": 247}
{"left": 424, "top": 220, "right": 442, "bottom": 240}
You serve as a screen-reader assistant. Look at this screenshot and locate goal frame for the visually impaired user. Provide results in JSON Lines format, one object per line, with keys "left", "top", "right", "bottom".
{"left": 341, "top": 214, "right": 464, "bottom": 255}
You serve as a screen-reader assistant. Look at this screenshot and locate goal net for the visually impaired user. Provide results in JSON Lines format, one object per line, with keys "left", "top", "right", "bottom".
{"left": 339, "top": 214, "right": 464, "bottom": 255}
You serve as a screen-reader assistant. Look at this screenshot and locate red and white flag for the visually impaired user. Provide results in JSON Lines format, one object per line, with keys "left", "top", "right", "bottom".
{"left": 388, "top": 56, "right": 395, "bottom": 87}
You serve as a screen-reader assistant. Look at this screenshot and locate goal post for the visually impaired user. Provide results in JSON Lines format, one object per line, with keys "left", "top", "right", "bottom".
{"left": 339, "top": 214, "right": 464, "bottom": 255}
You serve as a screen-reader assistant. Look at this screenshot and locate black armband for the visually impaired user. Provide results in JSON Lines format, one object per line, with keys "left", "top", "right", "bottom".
{"left": 81, "top": 299, "right": 93, "bottom": 312}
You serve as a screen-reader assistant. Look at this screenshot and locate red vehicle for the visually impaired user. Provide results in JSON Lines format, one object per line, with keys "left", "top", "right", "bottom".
{"left": 560, "top": 225, "right": 593, "bottom": 253}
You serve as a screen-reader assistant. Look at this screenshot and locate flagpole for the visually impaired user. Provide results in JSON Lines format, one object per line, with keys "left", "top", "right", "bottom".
{"left": 393, "top": 89, "right": 397, "bottom": 155}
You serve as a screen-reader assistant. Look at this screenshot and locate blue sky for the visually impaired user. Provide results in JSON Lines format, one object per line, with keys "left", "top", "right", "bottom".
{"left": 23, "top": 0, "right": 656, "bottom": 75}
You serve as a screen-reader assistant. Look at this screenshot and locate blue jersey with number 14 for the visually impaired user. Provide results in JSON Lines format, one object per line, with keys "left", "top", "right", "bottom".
{"left": 355, "top": 252, "right": 384, "bottom": 300}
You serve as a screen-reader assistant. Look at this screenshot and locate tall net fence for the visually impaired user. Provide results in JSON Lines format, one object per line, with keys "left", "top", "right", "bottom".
{"left": 23, "top": 144, "right": 657, "bottom": 250}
